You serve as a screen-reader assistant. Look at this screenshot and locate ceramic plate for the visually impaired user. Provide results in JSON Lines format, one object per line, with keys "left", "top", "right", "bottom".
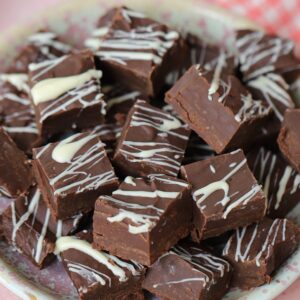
{"left": 0, "top": 0, "right": 299, "bottom": 299}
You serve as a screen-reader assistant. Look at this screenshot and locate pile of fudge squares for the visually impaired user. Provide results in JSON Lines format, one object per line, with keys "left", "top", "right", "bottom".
{"left": 1, "top": 5, "right": 300, "bottom": 300}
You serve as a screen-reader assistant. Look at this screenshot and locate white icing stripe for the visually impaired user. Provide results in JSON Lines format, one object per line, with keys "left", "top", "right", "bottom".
{"left": 3, "top": 126, "right": 38, "bottom": 134}
{"left": 0, "top": 93, "right": 30, "bottom": 105}
{"left": 52, "top": 134, "right": 96, "bottom": 163}
{"left": 28, "top": 32, "right": 71, "bottom": 55}
{"left": 113, "top": 189, "right": 180, "bottom": 199}
{"left": 208, "top": 51, "right": 226, "bottom": 100}
{"left": 39, "top": 80, "right": 104, "bottom": 122}
{"left": 275, "top": 166, "right": 293, "bottom": 210}
{"left": 0, "top": 74, "right": 30, "bottom": 93}
{"left": 106, "top": 91, "right": 140, "bottom": 111}
{"left": 108, "top": 209, "right": 159, "bottom": 234}
{"left": 55, "top": 236, "right": 139, "bottom": 282}
{"left": 234, "top": 93, "right": 270, "bottom": 123}
{"left": 237, "top": 31, "right": 294, "bottom": 79}
{"left": 31, "top": 69, "right": 102, "bottom": 105}
{"left": 193, "top": 153, "right": 262, "bottom": 218}
{"left": 34, "top": 208, "right": 51, "bottom": 262}
{"left": 247, "top": 73, "right": 293, "bottom": 121}
{"left": 11, "top": 189, "right": 41, "bottom": 247}
{"left": 223, "top": 219, "right": 288, "bottom": 267}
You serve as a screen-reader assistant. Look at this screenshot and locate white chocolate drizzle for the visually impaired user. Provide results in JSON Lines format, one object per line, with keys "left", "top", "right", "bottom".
{"left": 86, "top": 8, "right": 179, "bottom": 66}
{"left": 223, "top": 219, "right": 288, "bottom": 267}
{"left": 153, "top": 245, "right": 230, "bottom": 288}
{"left": 31, "top": 69, "right": 102, "bottom": 105}
{"left": 247, "top": 73, "right": 294, "bottom": 122}
{"left": 236, "top": 31, "right": 294, "bottom": 80}
{"left": 252, "top": 147, "right": 300, "bottom": 212}
{"left": 193, "top": 150, "right": 262, "bottom": 218}
{"left": 37, "top": 133, "right": 117, "bottom": 196}
{"left": 55, "top": 236, "right": 143, "bottom": 283}
{"left": 103, "top": 176, "right": 188, "bottom": 234}
{"left": 0, "top": 74, "right": 30, "bottom": 93}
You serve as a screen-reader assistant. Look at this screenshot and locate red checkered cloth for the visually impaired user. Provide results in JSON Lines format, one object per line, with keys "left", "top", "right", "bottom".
{"left": 209, "top": 0, "right": 300, "bottom": 44}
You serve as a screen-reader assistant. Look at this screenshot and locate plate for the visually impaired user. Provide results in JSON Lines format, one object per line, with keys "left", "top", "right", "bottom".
{"left": 0, "top": 0, "right": 299, "bottom": 299}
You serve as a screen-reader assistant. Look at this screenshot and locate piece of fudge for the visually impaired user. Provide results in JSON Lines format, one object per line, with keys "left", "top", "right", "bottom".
{"left": 8, "top": 31, "right": 71, "bottom": 74}
{"left": 247, "top": 147, "right": 300, "bottom": 218}
{"left": 142, "top": 241, "right": 232, "bottom": 300}
{"left": 28, "top": 50, "right": 106, "bottom": 139}
{"left": 186, "top": 33, "right": 236, "bottom": 74}
{"left": 0, "top": 186, "right": 89, "bottom": 268}
{"left": 0, "top": 73, "right": 38, "bottom": 153}
{"left": 113, "top": 100, "right": 190, "bottom": 177}
{"left": 183, "top": 132, "right": 215, "bottom": 165}
{"left": 32, "top": 132, "right": 119, "bottom": 220}
{"left": 165, "top": 65, "right": 271, "bottom": 153}
{"left": 0, "top": 128, "right": 33, "bottom": 198}
{"left": 235, "top": 30, "right": 300, "bottom": 80}
{"left": 102, "top": 84, "right": 141, "bottom": 125}
{"left": 223, "top": 218, "right": 299, "bottom": 289}
{"left": 181, "top": 149, "right": 267, "bottom": 241}
{"left": 55, "top": 231, "right": 145, "bottom": 300}
{"left": 85, "top": 6, "right": 188, "bottom": 97}
{"left": 278, "top": 109, "right": 300, "bottom": 172}
{"left": 93, "top": 175, "right": 192, "bottom": 266}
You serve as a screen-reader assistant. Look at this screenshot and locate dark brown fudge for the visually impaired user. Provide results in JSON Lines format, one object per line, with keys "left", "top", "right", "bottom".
{"left": 186, "top": 33, "right": 236, "bottom": 74}
{"left": 88, "top": 123, "right": 122, "bottom": 159}
{"left": 93, "top": 175, "right": 192, "bottom": 266}
{"left": 28, "top": 50, "right": 106, "bottom": 139}
{"left": 0, "top": 186, "right": 89, "bottom": 268}
{"left": 32, "top": 132, "right": 119, "bottom": 220}
{"left": 166, "top": 65, "right": 271, "bottom": 153}
{"left": 183, "top": 132, "right": 215, "bottom": 165}
{"left": 278, "top": 109, "right": 300, "bottom": 172}
{"left": 55, "top": 230, "right": 145, "bottom": 300}
{"left": 236, "top": 30, "right": 300, "bottom": 80}
{"left": 8, "top": 31, "right": 71, "bottom": 74}
{"left": 102, "top": 84, "right": 141, "bottom": 125}
{"left": 247, "top": 147, "right": 300, "bottom": 218}
{"left": 142, "top": 241, "right": 232, "bottom": 300}
{"left": 181, "top": 149, "right": 267, "bottom": 241}
{"left": 0, "top": 128, "right": 33, "bottom": 198}
{"left": 85, "top": 6, "right": 188, "bottom": 97}
{"left": 223, "top": 218, "right": 299, "bottom": 289}
{"left": 0, "top": 73, "right": 38, "bottom": 153}
{"left": 113, "top": 100, "right": 190, "bottom": 177}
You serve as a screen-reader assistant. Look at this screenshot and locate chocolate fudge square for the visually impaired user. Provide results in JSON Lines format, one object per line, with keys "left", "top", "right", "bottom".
{"left": 28, "top": 50, "right": 106, "bottom": 139}
{"left": 236, "top": 30, "right": 300, "bottom": 80}
{"left": 85, "top": 6, "right": 188, "bottom": 97}
{"left": 1, "top": 187, "right": 55, "bottom": 268}
{"left": 8, "top": 31, "right": 71, "bottom": 74}
{"left": 32, "top": 132, "right": 119, "bottom": 220}
{"left": 113, "top": 100, "right": 190, "bottom": 177}
{"left": 142, "top": 241, "right": 232, "bottom": 300}
{"left": 278, "top": 109, "right": 300, "bottom": 172}
{"left": 0, "top": 128, "right": 33, "bottom": 198}
{"left": 55, "top": 231, "right": 145, "bottom": 300}
{"left": 0, "top": 73, "right": 38, "bottom": 153}
{"left": 247, "top": 147, "right": 300, "bottom": 218}
{"left": 0, "top": 185, "right": 89, "bottom": 268}
{"left": 186, "top": 33, "right": 236, "bottom": 74}
{"left": 166, "top": 65, "right": 271, "bottom": 153}
{"left": 181, "top": 149, "right": 267, "bottom": 241}
{"left": 93, "top": 175, "right": 192, "bottom": 266}
{"left": 223, "top": 218, "right": 299, "bottom": 289}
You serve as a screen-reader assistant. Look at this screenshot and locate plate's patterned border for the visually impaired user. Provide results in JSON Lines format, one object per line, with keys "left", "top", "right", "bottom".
{"left": 0, "top": 0, "right": 298, "bottom": 299}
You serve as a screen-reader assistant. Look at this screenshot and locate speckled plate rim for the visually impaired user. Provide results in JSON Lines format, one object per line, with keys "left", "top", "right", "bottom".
{"left": 0, "top": 0, "right": 298, "bottom": 299}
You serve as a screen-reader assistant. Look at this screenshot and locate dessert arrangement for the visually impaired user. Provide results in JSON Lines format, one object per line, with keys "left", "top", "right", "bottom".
{"left": 0, "top": 5, "right": 300, "bottom": 300}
